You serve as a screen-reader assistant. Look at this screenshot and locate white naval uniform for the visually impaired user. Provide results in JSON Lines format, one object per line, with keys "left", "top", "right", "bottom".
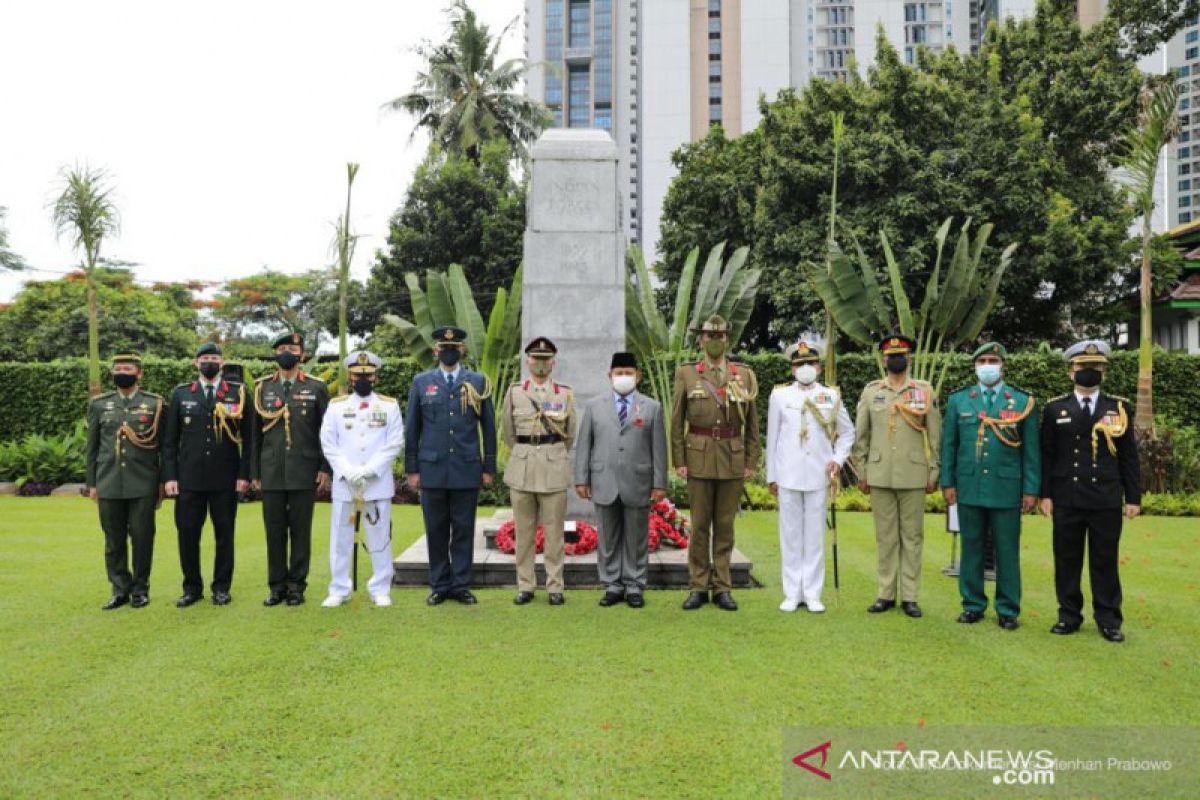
{"left": 766, "top": 380, "right": 855, "bottom": 605}
{"left": 319, "top": 392, "right": 404, "bottom": 599}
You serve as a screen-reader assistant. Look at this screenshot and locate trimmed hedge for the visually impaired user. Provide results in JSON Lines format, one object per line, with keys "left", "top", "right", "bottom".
{"left": 1, "top": 351, "right": 1197, "bottom": 442}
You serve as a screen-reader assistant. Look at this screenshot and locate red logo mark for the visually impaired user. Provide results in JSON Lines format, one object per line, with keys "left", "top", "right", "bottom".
{"left": 792, "top": 741, "right": 832, "bottom": 781}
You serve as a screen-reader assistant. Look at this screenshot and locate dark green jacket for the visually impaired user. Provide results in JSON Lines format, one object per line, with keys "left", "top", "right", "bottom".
{"left": 85, "top": 388, "right": 164, "bottom": 499}
{"left": 250, "top": 371, "right": 330, "bottom": 491}
{"left": 940, "top": 382, "right": 1040, "bottom": 508}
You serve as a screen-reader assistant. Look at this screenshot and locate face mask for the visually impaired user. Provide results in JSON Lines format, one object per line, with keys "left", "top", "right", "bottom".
{"left": 275, "top": 352, "right": 300, "bottom": 370}
{"left": 703, "top": 339, "right": 727, "bottom": 359}
{"left": 885, "top": 354, "right": 908, "bottom": 374}
{"left": 198, "top": 362, "right": 221, "bottom": 379}
{"left": 113, "top": 373, "right": 137, "bottom": 389}
{"left": 530, "top": 361, "right": 552, "bottom": 378}
{"left": 795, "top": 365, "right": 818, "bottom": 385}
{"left": 438, "top": 347, "right": 461, "bottom": 366}
{"left": 353, "top": 377, "right": 374, "bottom": 397}
{"left": 612, "top": 375, "right": 637, "bottom": 395}
{"left": 1073, "top": 367, "right": 1102, "bottom": 388}
{"left": 975, "top": 364, "right": 1002, "bottom": 386}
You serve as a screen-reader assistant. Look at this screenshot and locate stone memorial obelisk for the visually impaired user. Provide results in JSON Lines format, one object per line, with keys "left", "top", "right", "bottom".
{"left": 522, "top": 129, "right": 625, "bottom": 518}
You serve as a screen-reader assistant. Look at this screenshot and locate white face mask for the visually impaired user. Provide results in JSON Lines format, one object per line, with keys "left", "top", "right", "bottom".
{"left": 611, "top": 374, "right": 637, "bottom": 396}
{"left": 795, "top": 365, "right": 818, "bottom": 385}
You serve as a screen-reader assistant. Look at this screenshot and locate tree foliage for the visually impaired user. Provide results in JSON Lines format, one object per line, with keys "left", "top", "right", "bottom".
{"left": 0, "top": 207, "right": 25, "bottom": 271}
{"left": 658, "top": 5, "right": 1154, "bottom": 347}
{"left": 0, "top": 269, "right": 198, "bottom": 362}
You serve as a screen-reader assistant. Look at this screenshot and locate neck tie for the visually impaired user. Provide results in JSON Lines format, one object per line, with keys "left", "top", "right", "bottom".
{"left": 618, "top": 397, "right": 629, "bottom": 425}
{"left": 447, "top": 372, "right": 455, "bottom": 391}
{"left": 1082, "top": 397, "right": 1092, "bottom": 417}
{"left": 205, "top": 385, "right": 214, "bottom": 406}
{"left": 283, "top": 380, "right": 292, "bottom": 400}
{"left": 985, "top": 389, "right": 995, "bottom": 411}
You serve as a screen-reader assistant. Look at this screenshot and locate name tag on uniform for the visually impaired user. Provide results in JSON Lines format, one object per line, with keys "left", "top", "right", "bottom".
{"left": 959, "top": 411, "right": 974, "bottom": 418}
{"left": 1056, "top": 417, "right": 1072, "bottom": 424}
{"left": 688, "top": 389, "right": 706, "bottom": 399}
{"left": 542, "top": 401, "right": 566, "bottom": 413}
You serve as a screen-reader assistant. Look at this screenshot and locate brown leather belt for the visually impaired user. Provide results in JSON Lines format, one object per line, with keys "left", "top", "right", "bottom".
{"left": 689, "top": 425, "right": 739, "bottom": 440}
{"left": 516, "top": 434, "right": 563, "bottom": 445}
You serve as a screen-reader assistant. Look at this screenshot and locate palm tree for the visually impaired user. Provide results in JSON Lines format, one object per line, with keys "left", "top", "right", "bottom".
{"left": 1115, "top": 79, "right": 1180, "bottom": 437}
{"left": 0, "top": 207, "right": 26, "bottom": 271}
{"left": 383, "top": 0, "right": 550, "bottom": 164}
{"left": 49, "top": 166, "right": 120, "bottom": 398}
{"left": 331, "top": 162, "right": 361, "bottom": 393}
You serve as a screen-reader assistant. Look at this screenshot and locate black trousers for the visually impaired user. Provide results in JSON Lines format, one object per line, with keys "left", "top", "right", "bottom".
{"left": 421, "top": 488, "right": 479, "bottom": 593}
{"left": 261, "top": 489, "right": 315, "bottom": 594}
{"left": 1052, "top": 505, "right": 1124, "bottom": 629}
{"left": 175, "top": 489, "right": 237, "bottom": 595}
{"left": 99, "top": 496, "right": 157, "bottom": 596}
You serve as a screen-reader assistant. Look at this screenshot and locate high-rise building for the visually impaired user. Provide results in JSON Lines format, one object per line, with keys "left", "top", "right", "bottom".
{"left": 1143, "top": 16, "right": 1200, "bottom": 230}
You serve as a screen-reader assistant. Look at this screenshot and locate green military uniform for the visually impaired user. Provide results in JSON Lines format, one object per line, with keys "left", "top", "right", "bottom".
{"left": 940, "top": 342, "right": 1040, "bottom": 623}
{"left": 502, "top": 337, "right": 576, "bottom": 601}
{"left": 851, "top": 335, "right": 942, "bottom": 612}
{"left": 85, "top": 352, "right": 163, "bottom": 604}
{"left": 251, "top": 332, "right": 331, "bottom": 602}
{"left": 670, "top": 316, "right": 760, "bottom": 603}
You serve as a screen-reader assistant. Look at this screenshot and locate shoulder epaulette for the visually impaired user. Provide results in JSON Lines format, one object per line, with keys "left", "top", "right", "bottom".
{"left": 329, "top": 394, "right": 350, "bottom": 404}
{"left": 948, "top": 385, "right": 972, "bottom": 397}
{"left": 773, "top": 382, "right": 791, "bottom": 391}
{"left": 376, "top": 393, "right": 397, "bottom": 403}
{"left": 1048, "top": 393, "right": 1070, "bottom": 404}
{"left": 174, "top": 382, "right": 191, "bottom": 391}
{"left": 555, "top": 382, "right": 573, "bottom": 390}
{"left": 1108, "top": 394, "right": 1131, "bottom": 404}
{"left": 93, "top": 390, "right": 116, "bottom": 401}
{"left": 141, "top": 391, "right": 162, "bottom": 399}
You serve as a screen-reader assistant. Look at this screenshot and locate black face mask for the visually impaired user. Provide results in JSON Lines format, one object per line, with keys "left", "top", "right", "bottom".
{"left": 885, "top": 354, "right": 908, "bottom": 374}
{"left": 198, "top": 362, "right": 221, "bottom": 379}
{"left": 113, "top": 373, "right": 137, "bottom": 389}
{"left": 275, "top": 352, "right": 300, "bottom": 370}
{"left": 1073, "top": 367, "right": 1102, "bottom": 388}
{"left": 438, "top": 347, "right": 461, "bottom": 366}
{"left": 353, "top": 377, "right": 374, "bottom": 397}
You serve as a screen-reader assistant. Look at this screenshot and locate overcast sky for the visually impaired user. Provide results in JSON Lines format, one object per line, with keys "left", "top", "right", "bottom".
{"left": 0, "top": 0, "right": 525, "bottom": 302}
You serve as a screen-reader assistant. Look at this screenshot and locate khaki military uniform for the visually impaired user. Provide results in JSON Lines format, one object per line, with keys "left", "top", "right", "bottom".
{"left": 851, "top": 378, "right": 942, "bottom": 603}
{"left": 86, "top": 387, "right": 164, "bottom": 597}
{"left": 670, "top": 359, "right": 760, "bottom": 592}
{"left": 502, "top": 379, "right": 576, "bottom": 593}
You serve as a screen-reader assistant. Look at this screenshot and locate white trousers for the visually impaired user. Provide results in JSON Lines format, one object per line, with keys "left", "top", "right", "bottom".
{"left": 328, "top": 500, "right": 394, "bottom": 598}
{"left": 778, "top": 487, "right": 827, "bottom": 604}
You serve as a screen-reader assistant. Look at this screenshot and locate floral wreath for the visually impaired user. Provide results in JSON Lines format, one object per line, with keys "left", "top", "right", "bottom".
{"left": 493, "top": 500, "right": 690, "bottom": 555}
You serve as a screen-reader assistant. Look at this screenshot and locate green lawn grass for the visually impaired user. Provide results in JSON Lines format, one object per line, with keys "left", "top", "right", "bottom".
{"left": 1, "top": 497, "right": 1196, "bottom": 797}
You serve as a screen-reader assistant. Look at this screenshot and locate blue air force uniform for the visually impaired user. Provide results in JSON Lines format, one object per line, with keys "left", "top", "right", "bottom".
{"left": 404, "top": 327, "right": 497, "bottom": 600}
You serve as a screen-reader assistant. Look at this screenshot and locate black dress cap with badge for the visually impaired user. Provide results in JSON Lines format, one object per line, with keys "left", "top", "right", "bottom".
{"left": 525, "top": 337, "right": 557, "bottom": 358}
{"left": 432, "top": 326, "right": 467, "bottom": 345}
{"left": 271, "top": 331, "right": 305, "bottom": 350}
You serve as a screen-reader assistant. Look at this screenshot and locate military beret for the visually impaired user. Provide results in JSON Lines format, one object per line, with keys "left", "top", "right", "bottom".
{"left": 111, "top": 351, "right": 141, "bottom": 366}
{"left": 195, "top": 341, "right": 222, "bottom": 358}
{"left": 346, "top": 350, "right": 382, "bottom": 374}
{"left": 271, "top": 331, "right": 304, "bottom": 350}
{"left": 1064, "top": 339, "right": 1110, "bottom": 365}
{"left": 971, "top": 342, "right": 1007, "bottom": 360}
{"left": 432, "top": 326, "right": 467, "bottom": 345}
{"left": 879, "top": 334, "right": 914, "bottom": 355}
{"left": 785, "top": 341, "right": 820, "bottom": 364}
{"left": 524, "top": 336, "right": 557, "bottom": 358}
{"left": 610, "top": 352, "right": 638, "bottom": 370}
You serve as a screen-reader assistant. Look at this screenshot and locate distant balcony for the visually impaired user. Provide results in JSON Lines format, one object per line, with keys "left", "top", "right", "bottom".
{"left": 564, "top": 45, "right": 593, "bottom": 64}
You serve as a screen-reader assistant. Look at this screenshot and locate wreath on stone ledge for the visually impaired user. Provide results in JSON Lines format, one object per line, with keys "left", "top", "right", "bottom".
{"left": 493, "top": 500, "right": 690, "bottom": 555}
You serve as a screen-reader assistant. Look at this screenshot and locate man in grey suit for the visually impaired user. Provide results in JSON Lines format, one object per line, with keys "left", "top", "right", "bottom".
{"left": 573, "top": 352, "right": 668, "bottom": 608}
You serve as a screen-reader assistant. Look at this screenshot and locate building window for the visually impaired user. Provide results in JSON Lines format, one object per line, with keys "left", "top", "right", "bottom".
{"left": 709, "top": 18, "right": 721, "bottom": 33}
{"left": 1180, "top": 179, "right": 1192, "bottom": 191}
{"left": 1188, "top": 29, "right": 1199, "bottom": 43}
{"left": 1181, "top": 147, "right": 1192, "bottom": 159}
{"left": 1182, "top": 196, "right": 1193, "bottom": 207}
{"left": 905, "top": 47, "right": 914, "bottom": 64}
{"left": 709, "top": 0, "right": 720, "bottom": 11}
{"left": 709, "top": 103, "right": 722, "bottom": 123}
{"left": 594, "top": 0, "right": 612, "bottom": 102}
{"left": 568, "top": 65, "right": 590, "bottom": 127}
{"left": 569, "top": 0, "right": 590, "bottom": 48}
{"left": 1187, "top": 46, "right": 1199, "bottom": 60}
{"left": 1180, "top": 163, "right": 1192, "bottom": 175}
{"left": 1180, "top": 212, "right": 1193, "bottom": 223}
{"left": 709, "top": 39, "right": 721, "bottom": 55}
{"left": 1181, "top": 65, "right": 1192, "bottom": 77}
{"left": 594, "top": 107, "right": 611, "bottom": 131}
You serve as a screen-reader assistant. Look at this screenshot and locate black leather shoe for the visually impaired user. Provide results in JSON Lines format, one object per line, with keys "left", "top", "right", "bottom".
{"left": 426, "top": 591, "right": 449, "bottom": 606}
{"left": 176, "top": 593, "right": 203, "bottom": 608}
{"left": 102, "top": 595, "right": 129, "bottom": 611}
{"left": 548, "top": 593, "right": 565, "bottom": 606}
{"left": 598, "top": 591, "right": 625, "bottom": 607}
{"left": 1050, "top": 621, "right": 1080, "bottom": 635}
{"left": 626, "top": 594, "right": 645, "bottom": 609}
{"left": 901, "top": 602, "right": 922, "bottom": 618}
{"left": 212, "top": 592, "right": 231, "bottom": 606}
{"left": 513, "top": 591, "right": 535, "bottom": 605}
{"left": 131, "top": 594, "right": 150, "bottom": 609}
{"left": 285, "top": 592, "right": 305, "bottom": 606}
{"left": 1099, "top": 627, "right": 1125, "bottom": 643}
{"left": 867, "top": 599, "right": 896, "bottom": 614}
{"left": 957, "top": 610, "right": 984, "bottom": 624}
{"left": 453, "top": 590, "right": 478, "bottom": 605}
{"left": 263, "top": 592, "right": 286, "bottom": 607}
{"left": 998, "top": 615, "right": 1019, "bottom": 630}
{"left": 682, "top": 591, "right": 709, "bottom": 610}
{"left": 713, "top": 592, "right": 738, "bottom": 611}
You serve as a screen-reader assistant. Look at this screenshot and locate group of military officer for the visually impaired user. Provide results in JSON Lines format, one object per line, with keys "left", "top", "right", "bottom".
{"left": 86, "top": 319, "right": 1142, "bottom": 641}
